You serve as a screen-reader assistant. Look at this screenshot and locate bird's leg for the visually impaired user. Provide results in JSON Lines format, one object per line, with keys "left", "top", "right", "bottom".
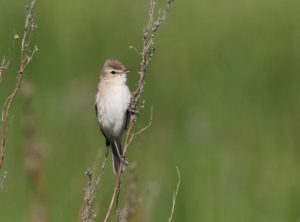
{"left": 114, "top": 139, "right": 122, "bottom": 159}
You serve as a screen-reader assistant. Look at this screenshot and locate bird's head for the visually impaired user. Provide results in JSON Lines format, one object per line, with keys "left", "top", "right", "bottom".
{"left": 100, "top": 59, "right": 131, "bottom": 82}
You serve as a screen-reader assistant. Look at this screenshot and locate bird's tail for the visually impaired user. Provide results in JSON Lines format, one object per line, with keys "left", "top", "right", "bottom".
{"left": 111, "top": 139, "right": 126, "bottom": 174}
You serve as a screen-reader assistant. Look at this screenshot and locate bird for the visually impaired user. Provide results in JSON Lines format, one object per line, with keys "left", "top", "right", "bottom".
{"left": 95, "top": 59, "right": 131, "bottom": 174}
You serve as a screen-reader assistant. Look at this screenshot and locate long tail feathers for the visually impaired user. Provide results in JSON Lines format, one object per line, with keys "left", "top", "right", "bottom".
{"left": 111, "top": 140, "right": 124, "bottom": 174}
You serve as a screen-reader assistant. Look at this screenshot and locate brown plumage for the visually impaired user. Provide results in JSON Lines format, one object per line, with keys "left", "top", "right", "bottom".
{"left": 103, "top": 59, "right": 125, "bottom": 72}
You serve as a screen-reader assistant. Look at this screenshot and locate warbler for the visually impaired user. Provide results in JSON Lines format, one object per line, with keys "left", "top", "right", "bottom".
{"left": 95, "top": 59, "right": 131, "bottom": 174}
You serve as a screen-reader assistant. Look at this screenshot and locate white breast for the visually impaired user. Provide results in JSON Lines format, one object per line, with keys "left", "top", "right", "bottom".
{"left": 96, "top": 79, "right": 131, "bottom": 138}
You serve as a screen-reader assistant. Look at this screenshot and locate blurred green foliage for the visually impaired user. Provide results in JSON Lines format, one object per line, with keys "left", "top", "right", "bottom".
{"left": 0, "top": 0, "right": 300, "bottom": 221}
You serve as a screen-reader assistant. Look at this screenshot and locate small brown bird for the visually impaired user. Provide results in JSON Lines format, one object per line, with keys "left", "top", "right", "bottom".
{"left": 95, "top": 59, "right": 131, "bottom": 174}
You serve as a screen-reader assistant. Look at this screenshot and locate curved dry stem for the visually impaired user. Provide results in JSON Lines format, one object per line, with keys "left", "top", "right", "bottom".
{"left": 168, "top": 166, "right": 181, "bottom": 222}
{"left": 103, "top": 0, "right": 174, "bottom": 221}
{"left": 81, "top": 148, "right": 109, "bottom": 222}
{"left": 0, "top": 0, "right": 38, "bottom": 169}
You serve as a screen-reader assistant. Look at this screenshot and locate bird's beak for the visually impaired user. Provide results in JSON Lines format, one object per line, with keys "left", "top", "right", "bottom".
{"left": 124, "top": 69, "right": 132, "bottom": 74}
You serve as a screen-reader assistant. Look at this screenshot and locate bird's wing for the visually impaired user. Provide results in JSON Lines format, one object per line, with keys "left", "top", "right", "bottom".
{"left": 95, "top": 102, "right": 98, "bottom": 116}
{"left": 95, "top": 103, "right": 110, "bottom": 147}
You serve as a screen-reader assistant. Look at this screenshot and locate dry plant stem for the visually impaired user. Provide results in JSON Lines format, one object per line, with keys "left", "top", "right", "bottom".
{"left": 127, "top": 106, "right": 153, "bottom": 147}
{"left": 81, "top": 148, "right": 109, "bottom": 222}
{"left": 1, "top": 35, "right": 19, "bottom": 84}
{"left": 0, "top": 0, "right": 38, "bottom": 169}
{"left": 0, "top": 57, "right": 10, "bottom": 83}
{"left": 104, "top": 107, "right": 153, "bottom": 222}
{"left": 168, "top": 166, "right": 181, "bottom": 222}
{"left": 104, "top": 0, "right": 174, "bottom": 221}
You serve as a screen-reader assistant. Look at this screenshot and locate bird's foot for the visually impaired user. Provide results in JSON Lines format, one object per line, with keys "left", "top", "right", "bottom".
{"left": 120, "top": 155, "right": 128, "bottom": 166}
{"left": 120, "top": 155, "right": 128, "bottom": 172}
{"left": 128, "top": 108, "right": 139, "bottom": 115}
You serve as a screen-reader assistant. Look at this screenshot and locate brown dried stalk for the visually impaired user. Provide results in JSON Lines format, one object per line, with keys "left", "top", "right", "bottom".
{"left": 168, "top": 166, "right": 181, "bottom": 222}
{"left": 0, "top": 0, "right": 38, "bottom": 169}
{"left": 0, "top": 57, "right": 10, "bottom": 83}
{"left": 104, "top": 0, "right": 174, "bottom": 221}
{"left": 0, "top": 34, "right": 19, "bottom": 84}
{"left": 81, "top": 148, "right": 109, "bottom": 222}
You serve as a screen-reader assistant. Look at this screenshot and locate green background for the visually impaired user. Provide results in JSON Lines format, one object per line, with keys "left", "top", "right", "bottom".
{"left": 0, "top": 0, "right": 300, "bottom": 221}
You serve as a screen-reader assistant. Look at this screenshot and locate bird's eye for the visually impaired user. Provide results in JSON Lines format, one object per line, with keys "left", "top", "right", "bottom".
{"left": 111, "top": 71, "right": 116, "bottom": 74}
